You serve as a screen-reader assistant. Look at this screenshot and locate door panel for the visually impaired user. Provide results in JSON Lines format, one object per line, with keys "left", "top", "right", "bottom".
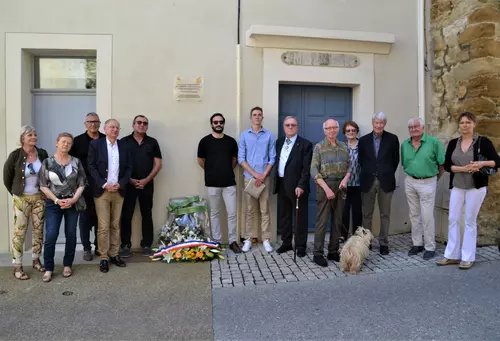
{"left": 33, "top": 93, "right": 96, "bottom": 243}
{"left": 278, "top": 85, "right": 352, "bottom": 232}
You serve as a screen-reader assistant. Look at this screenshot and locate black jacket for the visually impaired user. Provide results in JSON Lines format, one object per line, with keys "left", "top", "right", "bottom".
{"left": 87, "top": 137, "right": 132, "bottom": 197}
{"left": 272, "top": 135, "right": 313, "bottom": 198}
{"left": 3, "top": 147, "right": 49, "bottom": 196}
{"left": 358, "top": 131, "right": 400, "bottom": 193}
{"left": 444, "top": 136, "right": 500, "bottom": 189}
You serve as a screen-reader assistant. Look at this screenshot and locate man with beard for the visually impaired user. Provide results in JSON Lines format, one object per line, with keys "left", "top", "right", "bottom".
{"left": 120, "top": 115, "right": 162, "bottom": 257}
{"left": 197, "top": 113, "right": 241, "bottom": 253}
{"left": 69, "top": 112, "right": 105, "bottom": 261}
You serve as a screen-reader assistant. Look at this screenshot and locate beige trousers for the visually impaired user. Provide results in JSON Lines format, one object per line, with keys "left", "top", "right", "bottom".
{"left": 243, "top": 177, "right": 271, "bottom": 240}
{"left": 94, "top": 191, "right": 124, "bottom": 260}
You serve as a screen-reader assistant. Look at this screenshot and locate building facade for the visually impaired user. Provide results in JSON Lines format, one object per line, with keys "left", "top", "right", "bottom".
{"left": 0, "top": 0, "right": 421, "bottom": 252}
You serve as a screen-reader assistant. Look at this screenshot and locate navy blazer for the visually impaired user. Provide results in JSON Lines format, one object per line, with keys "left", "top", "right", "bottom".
{"left": 358, "top": 130, "right": 400, "bottom": 193}
{"left": 272, "top": 135, "right": 313, "bottom": 198}
{"left": 87, "top": 137, "right": 132, "bottom": 197}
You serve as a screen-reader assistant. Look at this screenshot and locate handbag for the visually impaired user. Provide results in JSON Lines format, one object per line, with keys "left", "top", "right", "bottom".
{"left": 477, "top": 136, "right": 497, "bottom": 176}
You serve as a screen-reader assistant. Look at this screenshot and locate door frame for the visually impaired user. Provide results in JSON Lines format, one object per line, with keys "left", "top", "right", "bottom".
{"left": 3, "top": 33, "right": 112, "bottom": 252}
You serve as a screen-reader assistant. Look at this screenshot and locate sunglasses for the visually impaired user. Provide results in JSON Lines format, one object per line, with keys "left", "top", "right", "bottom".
{"left": 284, "top": 124, "right": 297, "bottom": 128}
{"left": 27, "top": 163, "right": 35, "bottom": 175}
{"left": 136, "top": 121, "right": 149, "bottom": 126}
{"left": 86, "top": 120, "right": 101, "bottom": 124}
{"left": 345, "top": 129, "right": 357, "bottom": 133}
{"left": 212, "top": 120, "right": 225, "bottom": 125}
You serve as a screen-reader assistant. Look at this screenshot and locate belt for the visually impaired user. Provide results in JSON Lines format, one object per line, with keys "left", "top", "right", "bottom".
{"left": 411, "top": 176, "right": 434, "bottom": 180}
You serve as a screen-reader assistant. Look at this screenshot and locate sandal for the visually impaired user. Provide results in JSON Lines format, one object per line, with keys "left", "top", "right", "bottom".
{"left": 42, "top": 271, "right": 52, "bottom": 283}
{"left": 32, "top": 259, "right": 45, "bottom": 273}
{"left": 13, "top": 266, "right": 30, "bottom": 280}
{"left": 63, "top": 267, "right": 72, "bottom": 278}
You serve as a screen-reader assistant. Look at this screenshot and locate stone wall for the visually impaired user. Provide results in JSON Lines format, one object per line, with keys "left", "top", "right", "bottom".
{"left": 430, "top": 0, "right": 500, "bottom": 244}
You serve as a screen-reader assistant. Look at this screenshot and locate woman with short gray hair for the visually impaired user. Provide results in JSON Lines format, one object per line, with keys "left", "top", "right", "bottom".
{"left": 2, "top": 125, "right": 49, "bottom": 280}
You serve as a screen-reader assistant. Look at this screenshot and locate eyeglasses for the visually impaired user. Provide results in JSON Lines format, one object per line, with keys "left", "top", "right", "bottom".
{"left": 27, "top": 163, "right": 35, "bottom": 175}
{"left": 324, "top": 127, "right": 339, "bottom": 131}
{"left": 284, "top": 124, "right": 297, "bottom": 128}
{"left": 212, "top": 120, "right": 225, "bottom": 125}
{"left": 86, "top": 120, "right": 101, "bottom": 124}
{"left": 408, "top": 126, "right": 420, "bottom": 130}
{"left": 136, "top": 121, "right": 149, "bottom": 126}
{"left": 345, "top": 129, "right": 357, "bottom": 133}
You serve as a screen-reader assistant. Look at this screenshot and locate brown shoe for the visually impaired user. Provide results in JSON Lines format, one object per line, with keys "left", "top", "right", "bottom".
{"left": 436, "top": 258, "right": 460, "bottom": 266}
{"left": 229, "top": 242, "right": 242, "bottom": 254}
{"left": 459, "top": 261, "right": 473, "bottom": 270}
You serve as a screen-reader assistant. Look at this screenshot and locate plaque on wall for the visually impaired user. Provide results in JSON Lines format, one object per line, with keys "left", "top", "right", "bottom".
{"left": 281, "top": 52, "right": 359, "bottom": 68}
{"left": 174, "top": 76, "right": 204, "bottom": 101}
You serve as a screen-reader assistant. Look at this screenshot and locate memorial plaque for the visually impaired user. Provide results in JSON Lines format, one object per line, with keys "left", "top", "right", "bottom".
{"left": 281, "top": 52, "right": 360, "bottom": 68}
{"left": 174, "top": 76, "right": 204, "bottom": 101}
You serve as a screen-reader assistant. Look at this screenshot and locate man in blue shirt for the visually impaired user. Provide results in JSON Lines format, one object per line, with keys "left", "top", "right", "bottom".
{"left": 238, "top": 106, "right": 276, "bottom": 252}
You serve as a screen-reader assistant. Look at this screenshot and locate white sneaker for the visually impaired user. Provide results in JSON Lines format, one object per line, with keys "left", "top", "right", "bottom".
{"left": 242, "top": 239, "right": 252, "bottom": 252}
{"left": 263, "top": 239, "right": 273, "bottom": 252}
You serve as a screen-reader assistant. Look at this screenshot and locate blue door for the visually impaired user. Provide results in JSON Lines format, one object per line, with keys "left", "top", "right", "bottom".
{"left": 278, "top": 84, "right": 352, "bottom": 232}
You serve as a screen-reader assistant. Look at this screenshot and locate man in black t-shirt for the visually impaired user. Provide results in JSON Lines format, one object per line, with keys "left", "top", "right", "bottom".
{"left": 197, "top": 113, "right": 241, "bottom": 253}
{"left": 119, "top": 115, "right": 162, "bottom": 257}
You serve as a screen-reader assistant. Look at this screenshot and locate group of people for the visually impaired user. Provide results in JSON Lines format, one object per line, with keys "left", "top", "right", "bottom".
{"left": 3, "top": 106, "right": 499, "bottom": 281}
{"left": 198, "top": 108, "right": 499, "bottom": 270}
{"left": 3, "top": 113, "right": 162, "bottom": 280}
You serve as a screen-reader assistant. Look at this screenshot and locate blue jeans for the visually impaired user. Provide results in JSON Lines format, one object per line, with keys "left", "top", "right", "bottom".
{"left": 43, "top": 200, "right": 79, "bottom": 272}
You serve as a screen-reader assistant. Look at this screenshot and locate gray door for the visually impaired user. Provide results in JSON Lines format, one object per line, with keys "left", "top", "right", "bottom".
{"left": 33, "top": 90, "right": 96, "bottom": 243}
{"left": 278, "top": 84, "right": 353, "bottom": 232}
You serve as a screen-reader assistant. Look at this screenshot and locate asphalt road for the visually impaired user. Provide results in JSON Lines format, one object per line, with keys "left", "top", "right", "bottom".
{"left": 0, "top": 262, "right": 213, "bottom": 341}
{"left": 213, "top": 261, "right": 500, "bottom": 341}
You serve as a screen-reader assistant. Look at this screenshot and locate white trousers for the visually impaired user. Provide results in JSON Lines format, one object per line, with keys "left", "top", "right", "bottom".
{"left": 206, "top": 186, "right": 237, "bottom": 244}
{"left": 405, "top": 176, "right": 438, "bottom": 251}
{"left": 445, "top": 186, "right": 487, "bottom": 262}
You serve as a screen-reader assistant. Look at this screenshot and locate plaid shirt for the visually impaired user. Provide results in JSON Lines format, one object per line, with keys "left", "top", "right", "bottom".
{"left": 310, "top": 138, "right": 351, "bottom": 181}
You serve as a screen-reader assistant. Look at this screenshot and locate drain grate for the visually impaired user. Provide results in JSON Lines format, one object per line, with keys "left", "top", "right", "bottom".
{"left": 62, "top": 291, "right": 73, "bottom": 296}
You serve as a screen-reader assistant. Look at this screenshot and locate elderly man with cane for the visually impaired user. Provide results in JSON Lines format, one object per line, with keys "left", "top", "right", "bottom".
{"left": 310, "top": 119, "right": 351, "bottom": 267}
{"left": 273, "top": 116, "right": 313, "bottom": 258}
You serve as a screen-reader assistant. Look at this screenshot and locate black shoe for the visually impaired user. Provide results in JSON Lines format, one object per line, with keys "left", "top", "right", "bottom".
{"left": 142, "top": 247, "right": 153, "bottom": 257}
{"left": 327, "top": 252, "right": 340, "bottom": 262}
{"left": 229, "top": 242, "right": 242, "bottom": 254}
{"left": 99, "top": 260, "right": 109, "bottom": 273}
{"left": 423, "top": 251, "right": 435, "bottom": 260}
{"left": 276, "top": 244, "right": 293, "bottom": 254}
{"left": 119, "top": 246, "right": 132, "bottom": 258}
{"left": 369, "top": 244, "right": 373, "bottom": 250}
{"left": 408, "top": 246, "right": 424, "bottom": 256}
{"left": 380, "top": 246, "right": 389, "bottom": 256}
{"left": 313, "top": 255, "right": 328, "bottom": 267}
{"left": 297, "top": 249, "right": 306, "bottom": 258}
{"left": 109, "top": 256, "right": 127, "bottom": 267}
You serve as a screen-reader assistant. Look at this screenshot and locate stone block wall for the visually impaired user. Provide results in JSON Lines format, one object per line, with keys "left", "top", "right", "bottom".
{"left": 430, "top": 0, "right": 500, "bottom": 244}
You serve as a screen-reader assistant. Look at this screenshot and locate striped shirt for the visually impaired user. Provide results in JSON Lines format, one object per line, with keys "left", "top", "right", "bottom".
{"left": 310, "top": 138, "right": 351, "bottom": 181}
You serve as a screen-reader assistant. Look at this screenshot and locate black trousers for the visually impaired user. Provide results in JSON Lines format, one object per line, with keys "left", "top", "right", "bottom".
{"left": 120, "top": 183, "right": 154, "bottom": 248}
{"left": 341, "top": 186, "right": 362, "bottom": 239}
{"left": 277, "top": 178, "right": 308, "bottom": 250}
{"left": 79, "top": 186, "right": 98, "bottom": 251}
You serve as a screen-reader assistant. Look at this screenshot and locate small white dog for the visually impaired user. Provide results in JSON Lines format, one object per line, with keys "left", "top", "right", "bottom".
{"left": 340, "top": 227, "right": 374, "bottom": 274}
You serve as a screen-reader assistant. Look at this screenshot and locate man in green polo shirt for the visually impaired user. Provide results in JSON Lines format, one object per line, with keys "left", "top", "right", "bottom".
{"left": 401, "top": 118, "right": 445, "bottom": 260}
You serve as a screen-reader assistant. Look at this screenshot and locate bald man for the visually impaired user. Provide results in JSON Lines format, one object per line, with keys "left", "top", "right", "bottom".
{"left": 88, "top": 119, "right": 132, "bottom": 273}
{"left": 310, "top": 119, "right": 351, "bottom": 267}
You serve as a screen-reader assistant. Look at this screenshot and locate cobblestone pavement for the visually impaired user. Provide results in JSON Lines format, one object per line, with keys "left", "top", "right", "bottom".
{"left": 211, "top": 233, "right": 500, "bottom": 288}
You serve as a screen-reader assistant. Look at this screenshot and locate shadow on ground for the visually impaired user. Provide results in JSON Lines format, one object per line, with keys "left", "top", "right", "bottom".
{"left": 0, "top": 262, "right": 213, "bottom": 341}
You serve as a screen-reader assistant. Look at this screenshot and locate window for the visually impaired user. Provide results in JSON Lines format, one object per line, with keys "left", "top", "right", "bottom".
{"left": 34, "top": 57, "right": 96, "bottom": 89}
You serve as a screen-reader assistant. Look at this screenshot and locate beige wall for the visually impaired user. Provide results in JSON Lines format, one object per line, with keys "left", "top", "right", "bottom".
{"left": 0, "top": 0, "right": 418, "bottom": 252}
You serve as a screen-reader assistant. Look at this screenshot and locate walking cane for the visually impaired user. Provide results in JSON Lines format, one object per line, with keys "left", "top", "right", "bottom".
{"left": 294, "top": 196, "right": 299, "bottom": 263}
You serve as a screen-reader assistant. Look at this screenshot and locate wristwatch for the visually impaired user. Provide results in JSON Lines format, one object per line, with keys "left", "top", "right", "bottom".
{"left": 54, "top": 199, "right": 59, "bottom": 205}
